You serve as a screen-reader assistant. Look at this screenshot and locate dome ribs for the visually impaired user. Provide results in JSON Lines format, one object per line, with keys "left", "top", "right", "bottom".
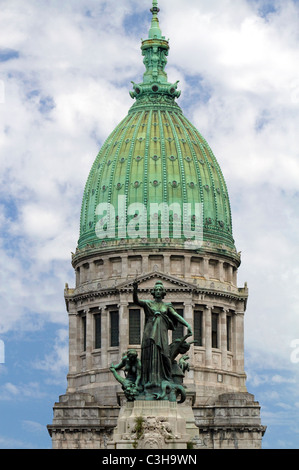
{"left": 165, "top": 110, "right": 187, "bottom": 206}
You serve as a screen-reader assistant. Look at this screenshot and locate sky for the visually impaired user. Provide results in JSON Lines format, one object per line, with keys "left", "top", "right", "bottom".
{"left": 0, "top": 0, "right": 299, "bottom": 449}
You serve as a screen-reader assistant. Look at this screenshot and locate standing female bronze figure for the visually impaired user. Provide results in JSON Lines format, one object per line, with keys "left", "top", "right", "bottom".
{"left": 133, "top": 280, "right": 192, "bottom": 401}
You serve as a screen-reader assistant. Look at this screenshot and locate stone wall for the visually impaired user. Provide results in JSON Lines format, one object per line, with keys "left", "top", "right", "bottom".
{"left": 48, "top": 392, "right": 266, "bottom": 449}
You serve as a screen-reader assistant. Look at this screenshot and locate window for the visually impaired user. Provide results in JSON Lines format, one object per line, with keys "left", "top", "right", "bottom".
{"left": 94, "top": 313, "right": 101, "bottom": 349}
{"left": 172, "top": 308, "right": 184, "bottom": 341}
{"left": 110, "top": 310, "right": 119, "bottom": 347}
{"left": 212, "top": 313, "right": 218, "bottom": 348}
{"left": 82, "top": 316, "right": 86, "bottom": 352}
{"left": 194, "top": 310, "right": 203, "bottom": 346}
{"left": 129, "top": 309, "right": 141, "bottom": 344}
{"left": 227, "top": 315, "right": 232, "bottom": 351}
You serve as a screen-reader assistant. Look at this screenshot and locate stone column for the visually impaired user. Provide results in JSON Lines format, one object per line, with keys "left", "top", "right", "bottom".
{"left": 163, "top": 254, "right": 170, "bottom": 273}
{"left": 101, "top": 307, "right": 108, "bottom": 369}
{"left": 85, "top": 309, "right": 93, "bottom": 370}
{"left": 204, "top": 306, "right": 212, "bottom": 367}
{"left": 82, "top": 263, "right": 89, "bottom": 283}
{"left": 220, "top": 309, "right": 228, "bottom": 370}
{"left": 68, "top": 301, "right": 79, "bottom": 375}
{"left": 184, "top": 255, "right": 191, "bottom": 279}
{"left": 232, "top": 267, "right": 237, "bottom": 286}
{"left": 102, "top": 258, "right": 109, "bottom": 280}
{"left": 121, "top": 255, "right": 128, "bottom": 279}
{"left": 184, "top": 301, "right": 193, "bottom": 330}
{"left": 184, "top": 302, "right": 194, "bottom": 368}
{"left": 218, "top": 261, "right": 224, "bottom": 282}
{"left": 75, "top": 267, "right": 80, "bottom": 287}
{"left": 216, "top": 260, "right": 222, "bottom": 281}
{"left": 89, "top": 261, "right": 97, "bottom": 281}
{"left": 228, "top": 264, "right": 233, "bottom": 284}
{"left": 142, "top": 255, "right": 149, "bottom": 275}
{"left": 119, "top": 301, "right": 128, "bottom": 354}
{"left": 234, "top": 309, "right": 245, "bottom": 374}
{"left": 203, "top": 257, "right": 209, "bottom": 279}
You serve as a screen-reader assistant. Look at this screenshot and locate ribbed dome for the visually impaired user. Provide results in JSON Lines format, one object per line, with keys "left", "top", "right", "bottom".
{"left": 78, "top": 3, "right": 236, "bottom": 254}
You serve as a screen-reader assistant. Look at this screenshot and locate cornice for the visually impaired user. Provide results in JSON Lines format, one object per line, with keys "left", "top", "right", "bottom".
{"left": 65, "top": 271, "right": 248, "bottom": 304}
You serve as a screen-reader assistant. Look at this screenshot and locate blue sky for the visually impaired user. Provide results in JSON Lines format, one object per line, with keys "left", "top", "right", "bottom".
{"left": 0, "top": 0, "right": 299, "bottom": 449}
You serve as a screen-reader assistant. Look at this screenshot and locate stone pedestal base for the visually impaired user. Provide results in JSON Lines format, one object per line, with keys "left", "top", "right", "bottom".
{"left": 107, "top": 400, "right": 198, "bottom": 450}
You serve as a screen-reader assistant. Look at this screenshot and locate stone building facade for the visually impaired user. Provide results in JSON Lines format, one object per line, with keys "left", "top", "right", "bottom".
{"left": 48, "top": 1, "right": 266, "bottom": 449}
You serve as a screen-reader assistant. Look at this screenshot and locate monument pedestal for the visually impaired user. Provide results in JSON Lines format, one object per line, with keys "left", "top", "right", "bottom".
{"left": 108, "top": 400, "right": 198, "bottom": 450}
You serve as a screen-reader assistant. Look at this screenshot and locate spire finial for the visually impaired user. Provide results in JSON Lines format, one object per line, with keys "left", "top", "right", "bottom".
{"left": 149, "top": 0, "right": 162, "bottom": 39}
{"left": 129, "top": 1, "right": 181, "bottom": 103}
{"left": 151, "top": 0, "right": 160, "bottom": 14}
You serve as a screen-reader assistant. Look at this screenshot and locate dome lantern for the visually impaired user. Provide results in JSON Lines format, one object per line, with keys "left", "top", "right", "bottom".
{"left": 130, "top": 1, "right": 181, "bottom": 101}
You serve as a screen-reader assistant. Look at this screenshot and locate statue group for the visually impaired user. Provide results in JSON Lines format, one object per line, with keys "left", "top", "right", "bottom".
{"left": 110, "top": 281, "right": 194, "bottom": 404}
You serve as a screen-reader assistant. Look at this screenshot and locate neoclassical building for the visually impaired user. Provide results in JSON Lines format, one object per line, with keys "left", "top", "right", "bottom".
{"left": 48, "top": 1, "right": 266, "bottom": 449}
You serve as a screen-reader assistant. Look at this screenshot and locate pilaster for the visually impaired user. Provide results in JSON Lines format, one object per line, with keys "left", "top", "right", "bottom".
{"left": 204, "top": 306, "right": 212, "bottom": 368}
{"left": 101, "top": 307, "right": 109, "bottom": 369}
{"left": 68, "top": 302, "right": 79, "bottom": 375}
{"left": 220, "top": 309, "right": 228, "bottom": 370}
{"left": 85, "top": 309, "right": 93, "bottom": 370}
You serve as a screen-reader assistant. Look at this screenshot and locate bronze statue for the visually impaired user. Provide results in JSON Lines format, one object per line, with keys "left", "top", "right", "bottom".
{"left": 110, "top": 349, "right": 142, "bottom": 401}
{"left": 110, "top": 280, "right": 194, "bottom": 403}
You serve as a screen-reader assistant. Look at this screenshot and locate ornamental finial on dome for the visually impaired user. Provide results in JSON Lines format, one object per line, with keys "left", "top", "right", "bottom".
{"left": 151, "top": 0, "right": 159, "bottom": 12}
{"left": 129, "top": 1, "right": 181, "bottom": 102}
{"left": 149, "top": 0, "right": 162, "bottom": 39}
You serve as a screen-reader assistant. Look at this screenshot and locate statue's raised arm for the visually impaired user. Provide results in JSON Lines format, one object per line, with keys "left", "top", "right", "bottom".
{"left": 133, "top": 279, "right": 147, "bottom": 307}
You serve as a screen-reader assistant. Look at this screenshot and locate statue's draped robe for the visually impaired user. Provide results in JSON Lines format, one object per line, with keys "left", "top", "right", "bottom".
{"left": 140, "top": 301, "right": 177, "bottom": 388}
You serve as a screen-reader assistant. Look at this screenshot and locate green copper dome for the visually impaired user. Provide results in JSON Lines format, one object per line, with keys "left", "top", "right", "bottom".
{"left": 78, "top": 2, "right": 235, "bottom": 254}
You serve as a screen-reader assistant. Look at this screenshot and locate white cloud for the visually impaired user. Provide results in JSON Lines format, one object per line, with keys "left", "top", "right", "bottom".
{"left": 33, "top": 328, "right": 68, "bottom": 380}
{"left": 0, "top": 435, "right": 33, "bottom": 449}
{"left": 0, "top": 381, "right": 46, "bottom": 401}
{"left": 22, "top": 420, "right": 46, "bottom": 434}
{"left": 0, "top": 0, "right": 299, "bottom": 448}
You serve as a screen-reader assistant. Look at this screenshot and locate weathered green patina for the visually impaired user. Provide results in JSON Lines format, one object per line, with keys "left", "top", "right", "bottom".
{"left": 110, "top": 349, "right": 142, "bottom": 402}
{"left": 78, "top": 1, "right": 235, "bottom": 253}
{"left": 110, "top": 280, "right": 194, "bottom": 404}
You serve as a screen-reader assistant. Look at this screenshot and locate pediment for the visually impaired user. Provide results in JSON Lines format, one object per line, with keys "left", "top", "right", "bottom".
{"left": 116, "top": 271, "right": 195, "bottom": 293}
